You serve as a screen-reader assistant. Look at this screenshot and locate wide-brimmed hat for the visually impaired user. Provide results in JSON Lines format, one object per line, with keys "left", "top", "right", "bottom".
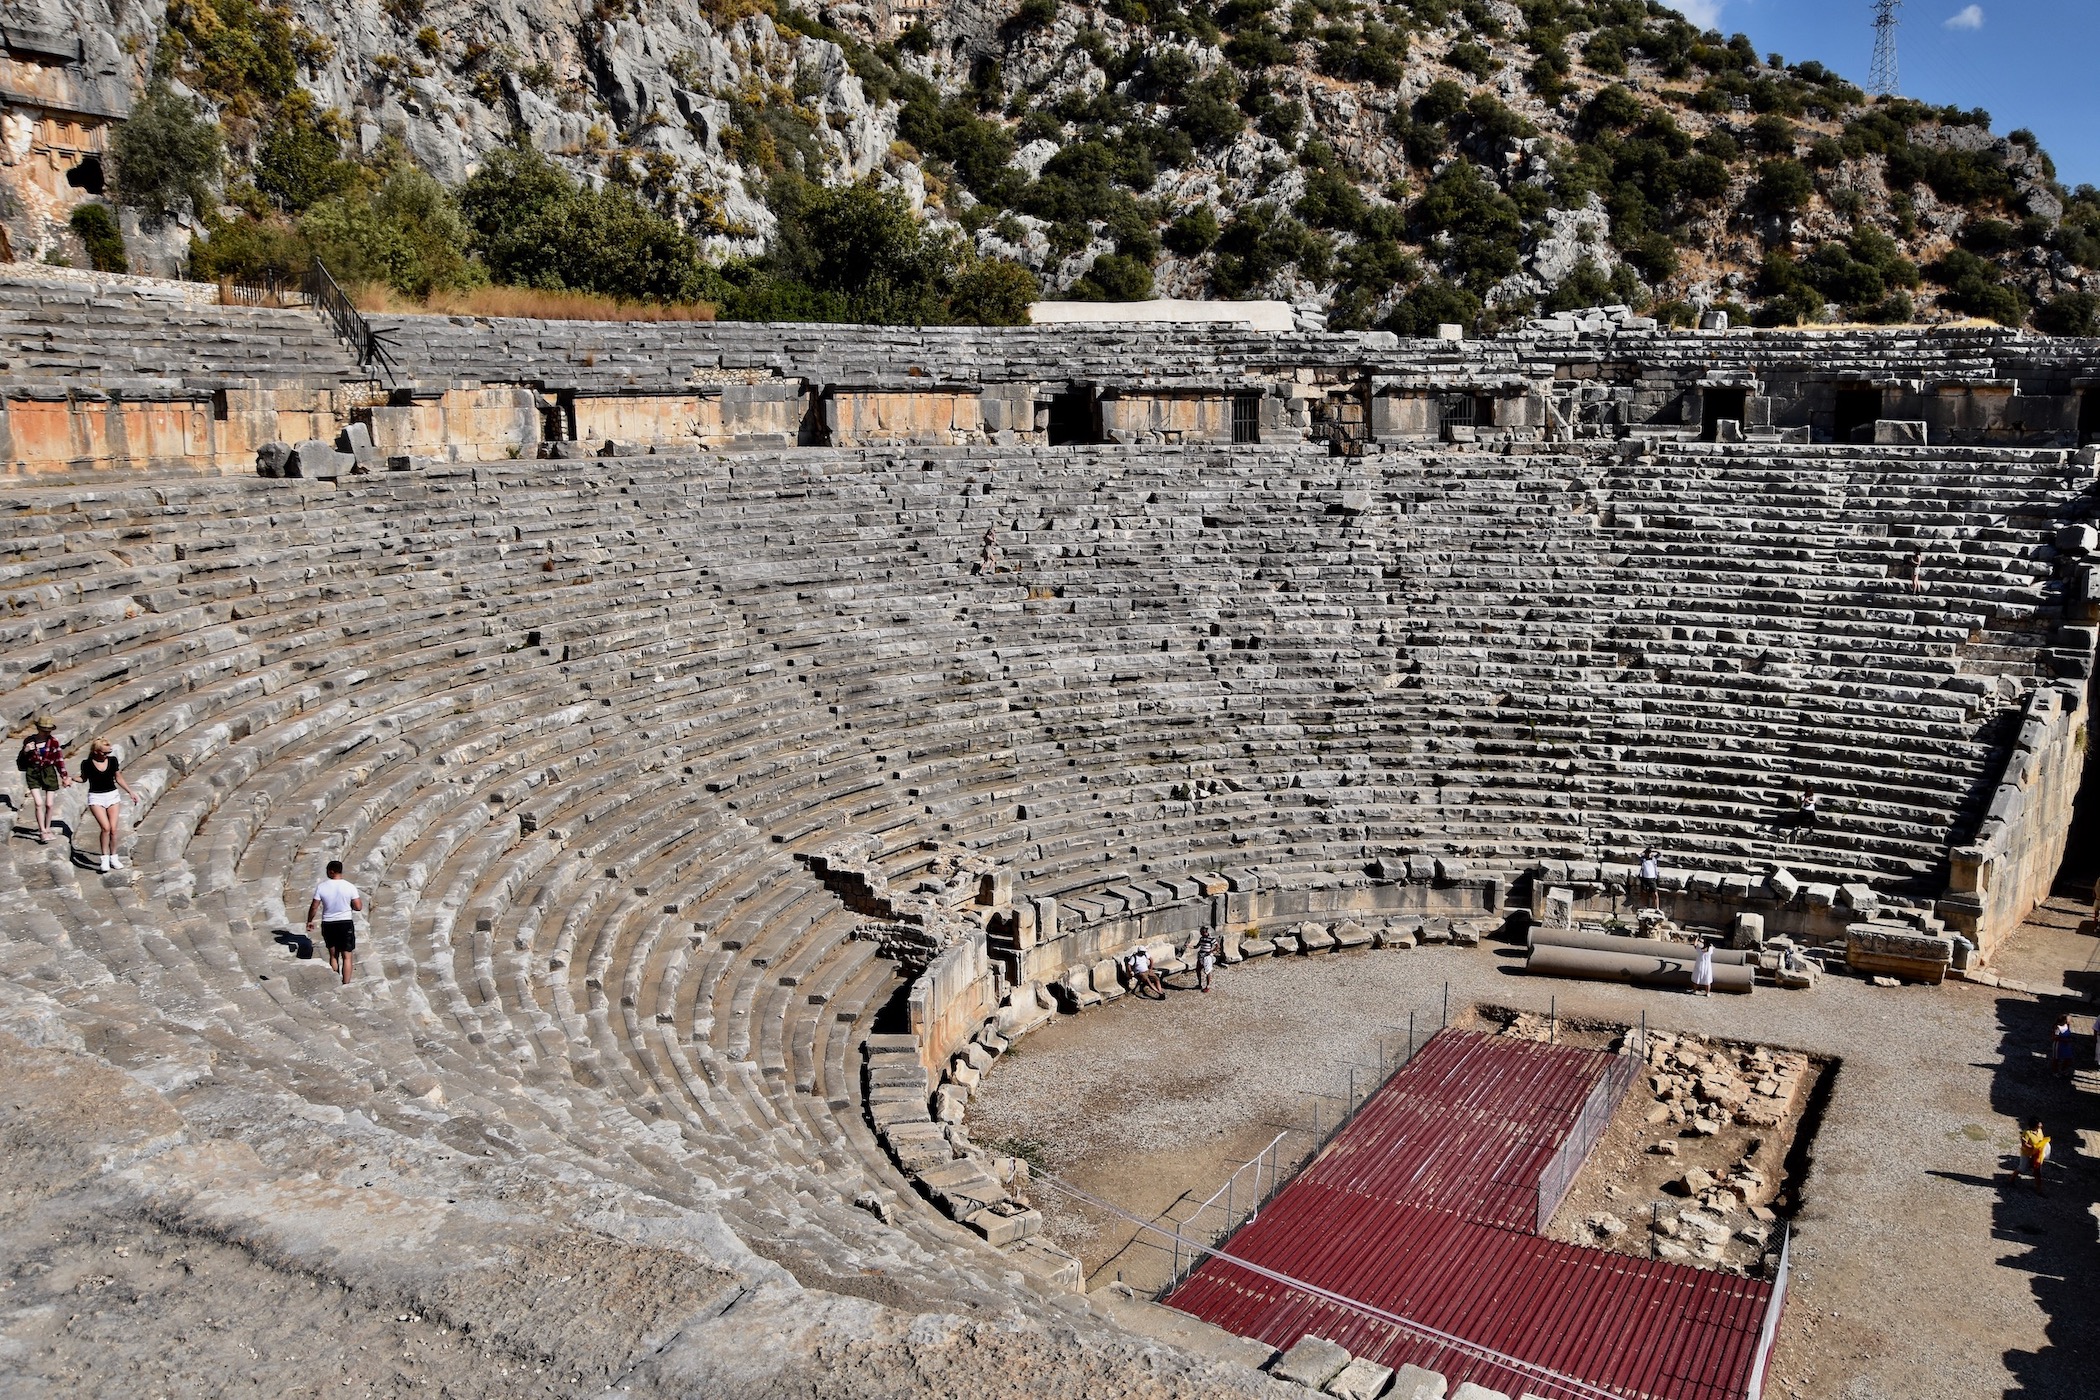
{"left": 32, "top": 714, "right": 55, "bottom": 731}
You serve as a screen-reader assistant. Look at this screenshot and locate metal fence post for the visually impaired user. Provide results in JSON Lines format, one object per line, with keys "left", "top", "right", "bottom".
{"left": 1408, "top": 1010, "right": 1415, "bottom": 1060}
{"left": 1550, "top": 995, "right": 1557, "bottom": 1044}
{"left": 1442, "top": 981, "right": 1449, "bottom": 1028}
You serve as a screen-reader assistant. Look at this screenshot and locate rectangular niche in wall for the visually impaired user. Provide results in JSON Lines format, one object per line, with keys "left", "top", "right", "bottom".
{"left": 1834, "top": 385, "right": 1881, "bottom": 444}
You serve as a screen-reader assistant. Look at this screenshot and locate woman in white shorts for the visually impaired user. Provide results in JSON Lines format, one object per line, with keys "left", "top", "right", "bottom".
{"left": 78, "top": 738, "right": 138, "bottom": 872}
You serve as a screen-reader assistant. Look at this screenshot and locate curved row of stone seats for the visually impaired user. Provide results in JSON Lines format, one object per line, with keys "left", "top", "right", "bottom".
{"left": 0, "top": 271, "right": 367, "bottom": 386}
{"left": 630, "top": 442, "right": 2089, "bottom": 897}
{"left": 364, "top": 312, "right": 1422, "bottom": 394}
{"left": 1515, "top": 322, "right": 2026, "bottom": 377}
{"left": 0, "top": 468, "right": 1012, "bottom": 1288}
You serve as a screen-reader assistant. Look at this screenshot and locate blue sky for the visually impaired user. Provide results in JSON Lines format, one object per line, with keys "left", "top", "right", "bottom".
{"left": 1661, "top": 1, "right": 2100, "bottom": 188}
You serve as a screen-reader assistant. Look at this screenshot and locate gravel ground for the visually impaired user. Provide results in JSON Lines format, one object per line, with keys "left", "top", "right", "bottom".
{"left": 967, "top": 910, "right": 2100, "bottom": 1400}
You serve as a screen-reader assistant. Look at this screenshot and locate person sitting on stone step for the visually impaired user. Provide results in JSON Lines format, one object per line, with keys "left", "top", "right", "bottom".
{"left": 1126, "top": 946, "right": 1164, "bottom": 999}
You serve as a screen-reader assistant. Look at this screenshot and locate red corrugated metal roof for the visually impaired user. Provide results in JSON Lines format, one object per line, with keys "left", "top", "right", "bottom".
{"left": 1305, "top": 1028, "right": 1620, "bottom": 1230}
{"left": 1165, "top": 1029, "right": 1773, "bottom": 1400}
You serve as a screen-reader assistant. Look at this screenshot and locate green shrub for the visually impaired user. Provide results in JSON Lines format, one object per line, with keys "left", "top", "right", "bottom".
{"left": 1411, "top": 160, "right": 1521, "bottom": 289}
{"left": 1928, "top": 248, "right": 2027, "bottom": 326}
{"left": 1582, "top": 29, "right": 1627, "bottom": 75}
{"left": 300, "top": 163, "right": 483, "bottom": 298}
{"left": 1225, "top": 24, "right": 1291, "bottom": 69}
{"left": 1383, "top": 279, "right": 1481, "bottom": 336}
{"left": 254, "top": 98, "right": 364, "bottom": 213}
{"left": 1256, "top": 96, "right": 1305, "bottom": 145}
{"left": 1209, "top": 203, "right": 1317, "bottom": 296}
{"left": 947, "top": 258, "right": 1039, "bottom": 325}
{"left": 1011, "top": 0, "right": 1058, "bottom": 27}
{"left": 898, "top": 93, "right": 1015, "bottom": 199}
{"left": 110, "top": 83, "right": 224, "bottom": 225}
{"left": 1447, "top": 41, "right": 1496, "bottom": 79}
{"left": 1164, "top": 206, "right": 1220, "bottom": 255}
{"left": 188, "top": 210, "right": 311, "bottom": 282}
{"left": 460, "top": 146, "right": 707, "bottom": 304}
{"left": 1544, "top": 257, "right": 1612, "bottom": 313}
{"left": 1295, "top": 168, "right": 1368, "bottom": 231}
{"left": 1068, "top": 252, "right": 1155, "bottom": 300}
{"left": 1415, "top": 80, "right": 1469, "bottom": 128}
{"left": 1749, "top": 158, "right": 1813, "bottom": 215}
{"left": 1181, "top": 74, "right": 1246, "bottom": 147}
{"left": 2035, "top": 292, "right": 2098, "bottom": 338}
{"left": 162, "top": 0, "right": 300, "bottom": 114}
{"left": 69, "top": 204, "right": 128, "bottom": 273}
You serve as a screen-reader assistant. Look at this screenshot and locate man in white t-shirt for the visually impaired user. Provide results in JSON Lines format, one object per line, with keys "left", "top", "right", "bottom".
{"left": 1639, "top": 847, "right": 1661, "bottom": 910}
{"left": 306, "top": 859, "right": 364, "bottom": 985}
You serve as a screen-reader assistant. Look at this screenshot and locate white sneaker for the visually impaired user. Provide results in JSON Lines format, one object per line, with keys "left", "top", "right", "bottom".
{"left": 99, "top": 855, "right": 111, "bottom": 873}
{"left": 109, "top": 853, "right": 123, "bottom": 869}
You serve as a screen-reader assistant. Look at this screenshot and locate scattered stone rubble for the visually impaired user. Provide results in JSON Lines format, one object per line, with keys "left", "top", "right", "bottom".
{"left": 1272, "top": 1333, "right": 1540, "bottom": 1400}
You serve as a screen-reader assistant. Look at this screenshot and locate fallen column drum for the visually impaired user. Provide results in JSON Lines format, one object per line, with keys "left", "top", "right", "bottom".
{"left": 1522, "top": 942, "right": 1755, "bottom": 993}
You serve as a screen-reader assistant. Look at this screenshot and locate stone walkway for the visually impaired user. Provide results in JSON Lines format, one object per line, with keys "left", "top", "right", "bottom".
{"left": 967, "top": 920, "right": 2100, "bottom": 1399}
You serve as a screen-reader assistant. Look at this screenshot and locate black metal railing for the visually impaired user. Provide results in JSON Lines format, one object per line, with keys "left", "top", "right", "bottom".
{"left": 301, "top": 259, "right": 398, "bottom": 382}
{"left": 222, "top": 269, "right": 298, "bottom": 306}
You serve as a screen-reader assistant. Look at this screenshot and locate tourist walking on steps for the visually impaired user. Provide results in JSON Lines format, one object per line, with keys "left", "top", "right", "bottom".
{"left": 307, "top": 859, "right": 364, "bottom": 985}
{"left": 2052, "top": 1015, "right": 2078, "bottom": 1077}
{"left": 16, "top": 715, "right": 68, "bottom": 844}
{"left": 78, "top": 739, "right": 138, "bottom": 873}
{"left": 1903, "top": 545, "right": 1925, "bottom": 594}
{"left": 1798, "top": 785, "right": 1819, "bottom": 832}
{"left": 2019, "top": 1117, "right": 2050, "bottom": 1193}
{"left": 1691, "top": 937, "right": 1715, "bottom": 997}
{"left": 1639, "top": 847, "right": 1661, "bottom": 910}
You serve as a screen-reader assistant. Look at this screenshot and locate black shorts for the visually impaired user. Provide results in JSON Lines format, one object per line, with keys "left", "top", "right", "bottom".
{"left": 321, "top": 919, "right": 356, "bottom": 953}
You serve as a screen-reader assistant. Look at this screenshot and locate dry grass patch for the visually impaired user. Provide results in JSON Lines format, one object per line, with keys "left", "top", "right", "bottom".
{"left": 355, "top": 285, "right": 716, "bottom": 322}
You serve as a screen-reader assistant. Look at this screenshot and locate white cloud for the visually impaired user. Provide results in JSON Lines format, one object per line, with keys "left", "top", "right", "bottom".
{"left": 1945, "top": 5, "right": 1985, "bottom": 29}
{"left": 1664, "top": 0, "right": 1725, "bottom": 26}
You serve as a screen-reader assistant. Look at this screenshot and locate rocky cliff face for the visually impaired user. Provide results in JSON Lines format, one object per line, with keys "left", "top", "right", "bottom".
{"left": 8, "top": 0, "right": 2097, "bottom": 331}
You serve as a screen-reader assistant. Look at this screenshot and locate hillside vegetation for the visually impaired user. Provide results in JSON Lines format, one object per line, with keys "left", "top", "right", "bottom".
{"left": 79, "top": 0, "right": 2100, "bottom": 332}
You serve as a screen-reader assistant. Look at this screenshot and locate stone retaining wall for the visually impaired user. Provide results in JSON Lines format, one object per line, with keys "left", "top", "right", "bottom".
{"left": 1, "top": 383, "right": 365, "bottom": 473}
{"left": 1942, "top": 682, "right": 2093, "bottom": 952}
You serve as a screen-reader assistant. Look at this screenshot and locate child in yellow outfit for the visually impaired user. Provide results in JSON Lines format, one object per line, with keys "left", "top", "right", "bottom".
{"left": 2019, "top": 1118, "right": 2050, "bottom": 1193}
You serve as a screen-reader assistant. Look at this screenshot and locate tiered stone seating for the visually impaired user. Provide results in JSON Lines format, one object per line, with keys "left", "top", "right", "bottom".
{"left": 0, "top": 272, "right": 366, "bottom": 386}
{"left": 365, "top": 314, "right": 1416, "bottom": 393}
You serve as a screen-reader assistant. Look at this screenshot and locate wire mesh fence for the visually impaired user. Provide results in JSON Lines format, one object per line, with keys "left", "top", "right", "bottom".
{"left": 1154, "top": 985, "right": 1455, "bottom": 1296}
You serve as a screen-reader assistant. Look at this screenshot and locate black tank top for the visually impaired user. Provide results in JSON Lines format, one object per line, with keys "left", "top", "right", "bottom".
{"left": 82, "top": 754, "right": 119, "bottom": 793}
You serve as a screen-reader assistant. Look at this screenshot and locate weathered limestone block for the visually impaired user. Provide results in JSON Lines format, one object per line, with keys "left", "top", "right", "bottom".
{"left": 1325, "top": 1358, "right": 1395, "bottom": 1400}
{"left": 1390, "top": 1366, "right": 1450, "bottom": 1400}
{"left": 1273, "top": 1335, "right": 1352, "bottom": 1389}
